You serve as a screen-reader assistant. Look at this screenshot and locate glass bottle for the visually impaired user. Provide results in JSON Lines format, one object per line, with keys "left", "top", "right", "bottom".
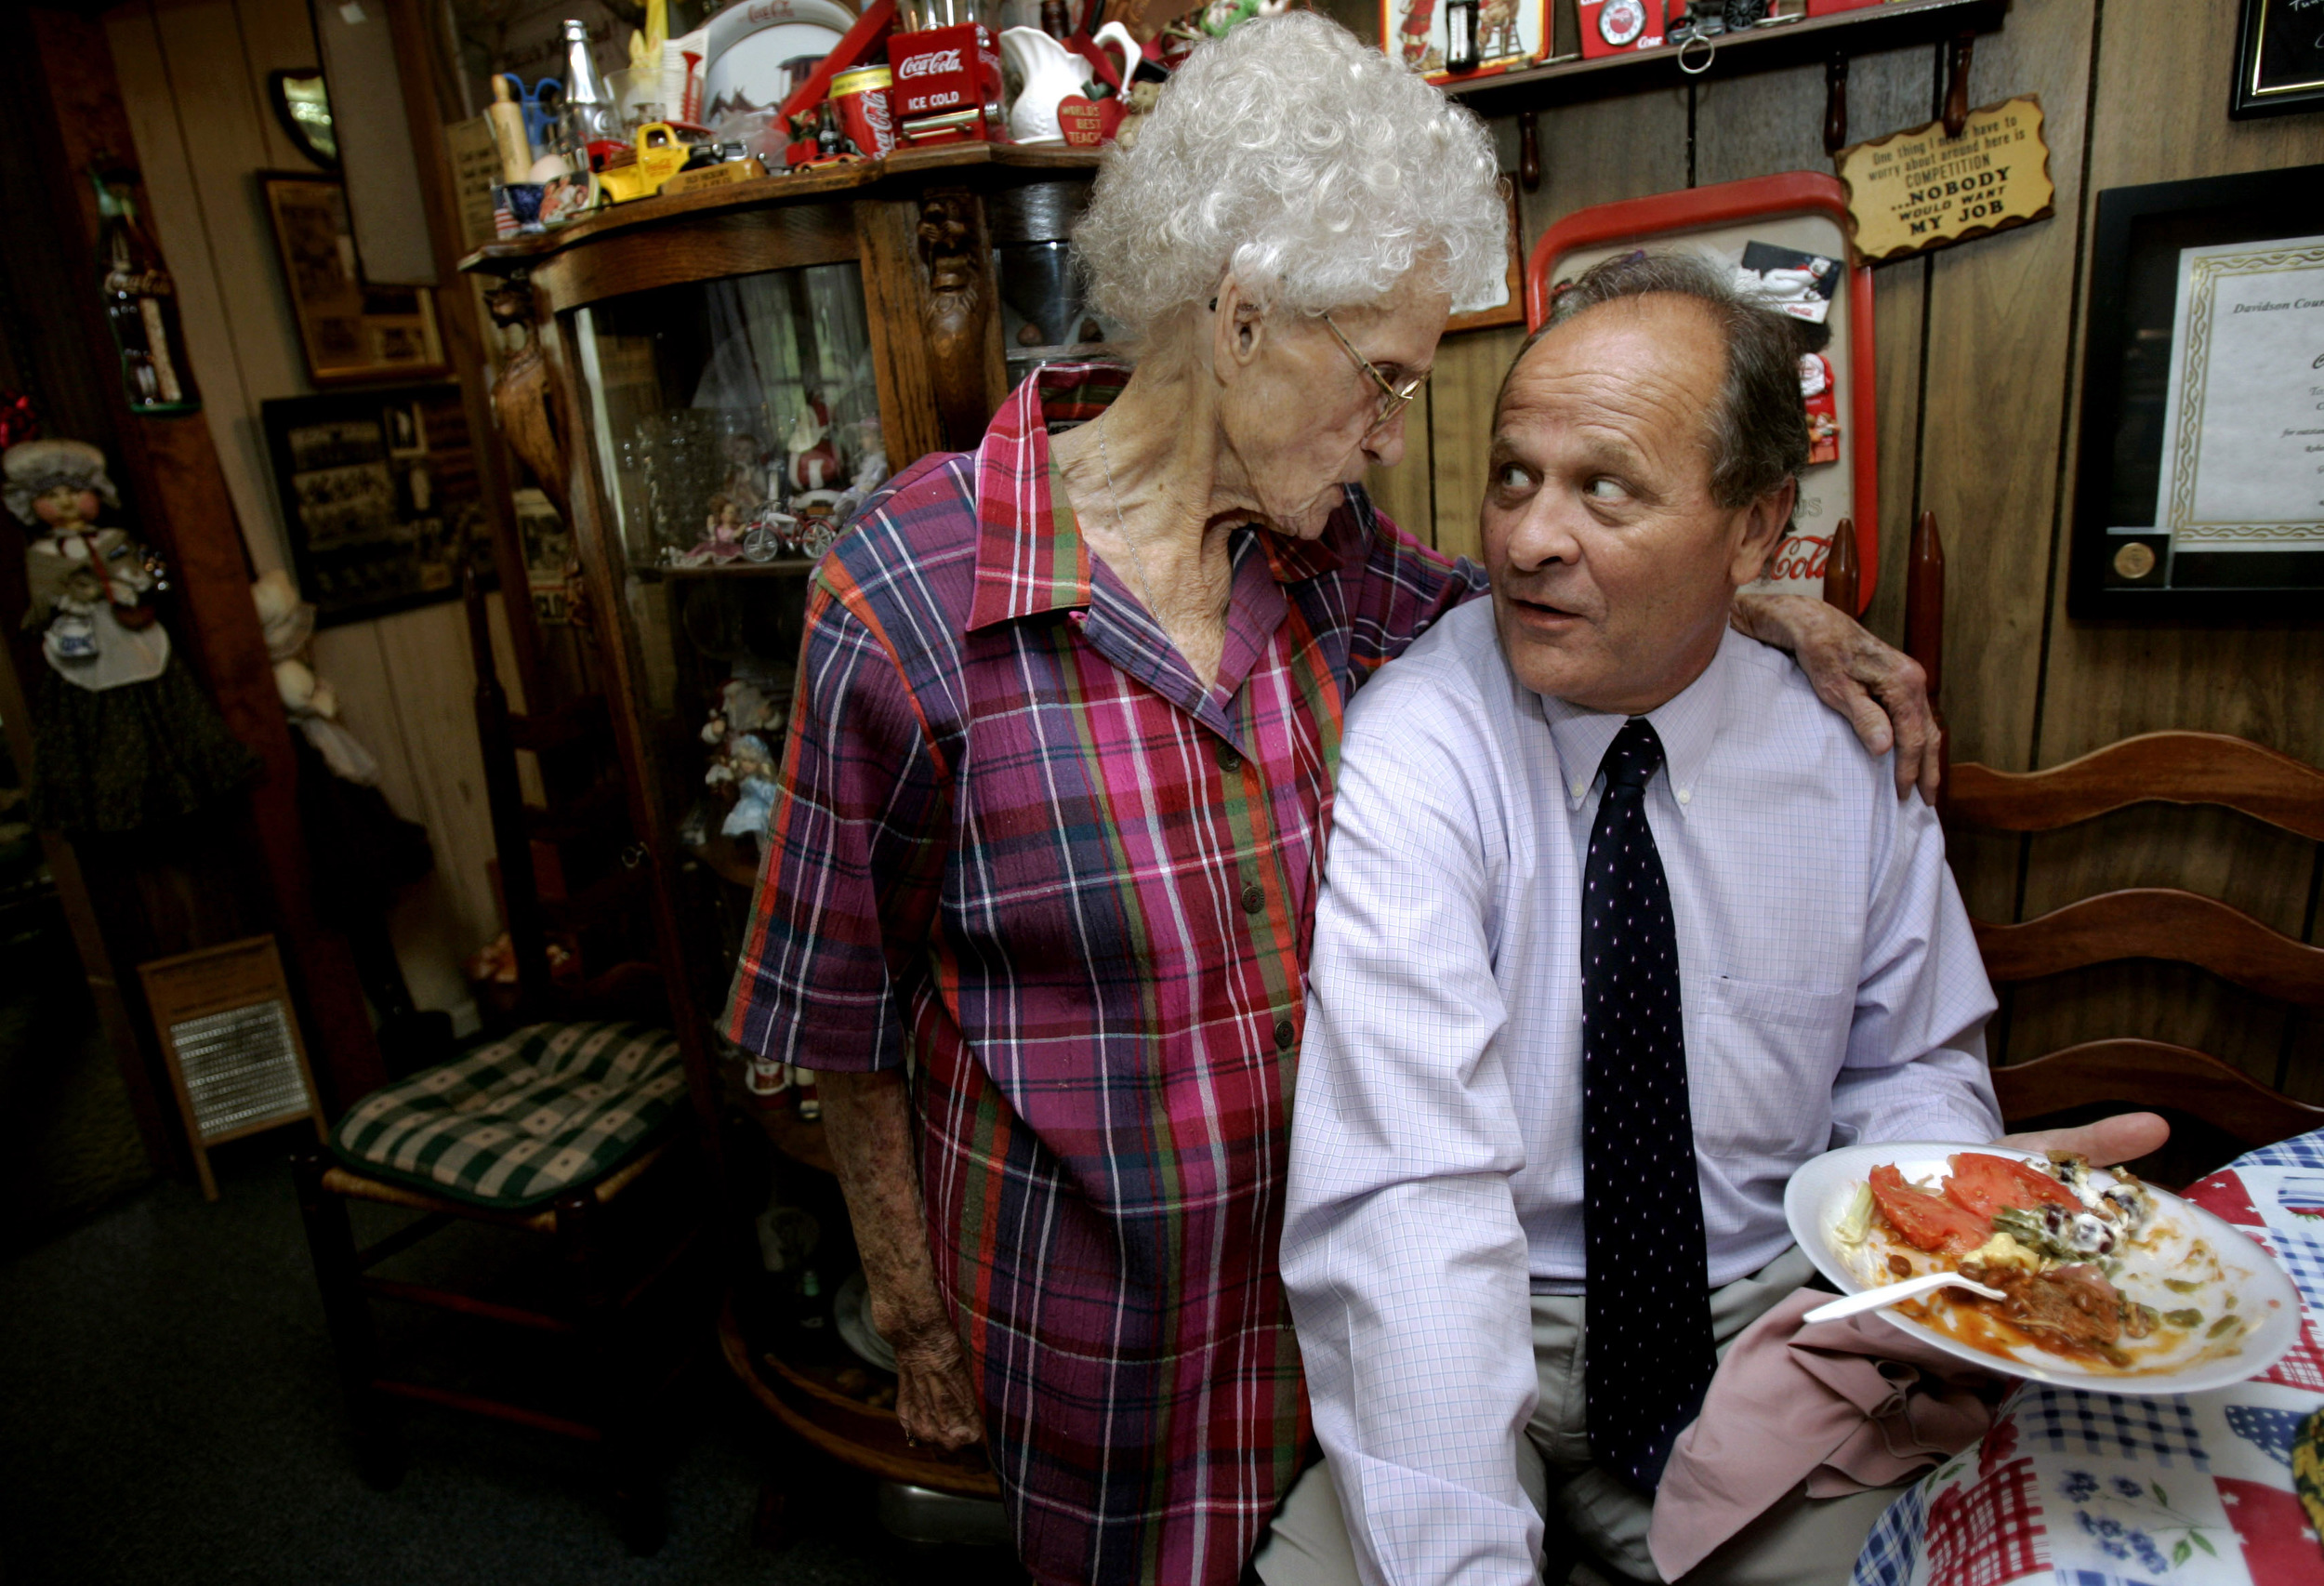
{"left": 91, "top": 172, "right": 200, "bottom": 416}
{"left": 560, "top": 19, "right": 619, "bottom": 152}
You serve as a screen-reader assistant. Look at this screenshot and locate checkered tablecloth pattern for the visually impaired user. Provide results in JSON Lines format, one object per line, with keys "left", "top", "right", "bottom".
{"left": 1851, "top": 1133, "right": 2324, "bottom": 1586}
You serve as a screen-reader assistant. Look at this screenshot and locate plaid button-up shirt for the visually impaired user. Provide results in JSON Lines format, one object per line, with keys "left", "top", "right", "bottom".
{"left": 725, "top": 363, "right": 1484, "bottom": 1584}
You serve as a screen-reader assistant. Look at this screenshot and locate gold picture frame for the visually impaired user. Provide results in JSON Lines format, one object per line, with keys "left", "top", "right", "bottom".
{"left": 259, "top": 172, "right": 448, "bottom": 386}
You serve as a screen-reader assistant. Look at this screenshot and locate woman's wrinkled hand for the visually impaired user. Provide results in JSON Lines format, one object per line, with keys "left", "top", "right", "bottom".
{"left": 1731, "top": 590, "right": 1942, "bottom": 801}
{"left": 884, "top": 1312, "right": 984, "bottom": 1449}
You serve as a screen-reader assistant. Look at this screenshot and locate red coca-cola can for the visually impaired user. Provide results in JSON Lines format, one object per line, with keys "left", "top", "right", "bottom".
{"left": 830, "top": 64, "right": 896, "bottom": 158}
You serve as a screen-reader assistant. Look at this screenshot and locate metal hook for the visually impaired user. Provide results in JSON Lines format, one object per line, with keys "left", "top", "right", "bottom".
{"left": 1678, "top": 33, "right": 1716, "bottom": 75}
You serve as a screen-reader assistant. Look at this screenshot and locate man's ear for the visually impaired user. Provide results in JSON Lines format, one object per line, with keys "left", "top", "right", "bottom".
{"left": 1211, "top": 276, "right": 1266, "bottom": 375}
{"left": 1727, "top": 477, "right": 1796, "bottom": 588}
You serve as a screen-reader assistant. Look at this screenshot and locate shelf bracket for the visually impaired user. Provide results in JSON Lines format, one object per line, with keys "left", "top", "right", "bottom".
{"left": 1942, "top": 31, "right": 1974, "bottom": 138}
{"left": 1823, "top": 53, "right": 1849, "bottom": 155}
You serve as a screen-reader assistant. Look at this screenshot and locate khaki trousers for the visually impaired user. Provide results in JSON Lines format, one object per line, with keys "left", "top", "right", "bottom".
{"left": 1254, "top": 1246, "right": 1899, "bottom": 1586}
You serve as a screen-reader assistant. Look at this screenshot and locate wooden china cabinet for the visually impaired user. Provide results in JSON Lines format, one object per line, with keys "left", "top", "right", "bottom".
{"left": 461, "top": 143, "right": 1110, "bottom": 1513}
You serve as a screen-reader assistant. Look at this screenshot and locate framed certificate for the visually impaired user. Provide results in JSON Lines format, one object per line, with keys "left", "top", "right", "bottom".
{"left": 2067, "top": 165, "right": 2324, "bottom": 620}
{"left": 2232, "top": 0, "right": 2324, "bottom": 119}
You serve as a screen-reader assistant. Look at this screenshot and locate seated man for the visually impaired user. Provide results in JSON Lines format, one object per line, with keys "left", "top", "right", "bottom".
{"left": 1267, "top": 252, "right": 2159, "bottom": 1586}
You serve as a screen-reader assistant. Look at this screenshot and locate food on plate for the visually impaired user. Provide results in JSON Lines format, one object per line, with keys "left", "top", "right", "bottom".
{"left": 1838, "top": 1150, "right": 2243, "bottom": 1373}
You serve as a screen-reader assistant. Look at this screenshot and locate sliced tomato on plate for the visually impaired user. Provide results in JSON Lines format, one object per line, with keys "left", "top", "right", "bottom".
{"left": 1868, "top": 1163, "right": 1993, "bottom": 1256}
{"left": 1942, "top": 1152, "right": 2083, "bottom": 1219}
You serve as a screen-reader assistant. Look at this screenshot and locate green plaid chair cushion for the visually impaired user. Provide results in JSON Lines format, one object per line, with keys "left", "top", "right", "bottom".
{"left": 331, "top": 1022, "right": 688, "bottom": 1209}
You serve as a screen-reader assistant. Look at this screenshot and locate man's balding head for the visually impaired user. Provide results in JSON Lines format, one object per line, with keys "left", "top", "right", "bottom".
{"left": 1481, "top": 253, "right": 1806, "bottom": 715}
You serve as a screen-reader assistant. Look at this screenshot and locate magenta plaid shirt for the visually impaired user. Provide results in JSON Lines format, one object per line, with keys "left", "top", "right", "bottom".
{"left": 725, "top": 364, "right": 1484, "bottom": 1584}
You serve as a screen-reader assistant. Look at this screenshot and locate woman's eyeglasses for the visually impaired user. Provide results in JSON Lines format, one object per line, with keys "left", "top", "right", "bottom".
{"left": 1323, "top": 313, "right": 1430, "bottom": 437}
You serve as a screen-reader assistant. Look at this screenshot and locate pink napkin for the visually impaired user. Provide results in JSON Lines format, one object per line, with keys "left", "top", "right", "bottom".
{"left": 1648, "top": 1288, "right": 2010, "bottom": 1579}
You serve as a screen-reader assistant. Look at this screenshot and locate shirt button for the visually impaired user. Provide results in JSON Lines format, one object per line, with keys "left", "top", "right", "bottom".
{"left": 1570, "top": 780, "right": 1587, "bottom": 799}
{"left": 1241, "top": 882, "right": 1265, "bottom": 915}
{"left": 1677, "top": 788, "right": 1694, "bottom": 805}
{"left": 1273, "top": 1018, "right": 1296, "bottom": 1051}
{"left": 1216, "top": 743, "right": 1242, "bottom": 773}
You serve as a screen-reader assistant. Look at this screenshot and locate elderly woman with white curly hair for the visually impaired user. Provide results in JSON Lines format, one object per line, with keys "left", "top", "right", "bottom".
{"left": 722, "top": 14, "right": 1934, "bottom": 1584}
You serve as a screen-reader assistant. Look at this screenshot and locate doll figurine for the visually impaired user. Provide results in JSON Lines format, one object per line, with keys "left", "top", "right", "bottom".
{"left": 720, "top": 430, "right": 769, "bottom": 509}
{"left": 4, "top": 438, "right": 256, "bottom": 833}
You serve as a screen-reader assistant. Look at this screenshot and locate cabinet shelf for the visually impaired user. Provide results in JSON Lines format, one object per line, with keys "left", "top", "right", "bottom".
{"left": 1440, "top": 0, "right": 2007, "bottom": 118}
{"left": 764, "top": 1104, "right": 836, "bottom": 1176}
{"left": 462, "top": 141, "right": 1103, "bottom": 275}
{"left": 631, "top": 558, "right": 820, "bottom": 582}
{"left": 720, "top": 1289, "right": 998, "bottom": 1497}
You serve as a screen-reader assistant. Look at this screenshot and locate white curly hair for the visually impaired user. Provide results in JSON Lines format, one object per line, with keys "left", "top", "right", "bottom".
{"left": 1073, "top": 11, "right": 1508, "bottom": 345}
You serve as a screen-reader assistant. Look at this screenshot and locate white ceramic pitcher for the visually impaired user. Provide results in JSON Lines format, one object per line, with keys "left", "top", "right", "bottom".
{"left": 1000, "top": 27, "right": 1093, "bottom": 144}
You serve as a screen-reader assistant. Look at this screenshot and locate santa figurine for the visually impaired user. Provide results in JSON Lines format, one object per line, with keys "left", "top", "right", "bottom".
{"left": 784, "top": 395, "right": 843, "bottom": 496}
{"left": 1799, "top": 352, "right": 1841, "bottom": 468}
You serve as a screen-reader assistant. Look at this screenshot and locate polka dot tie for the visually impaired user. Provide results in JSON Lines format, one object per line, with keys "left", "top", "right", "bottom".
{"left": 1580, "top": 717, "right": 1717, "bottom": 1491}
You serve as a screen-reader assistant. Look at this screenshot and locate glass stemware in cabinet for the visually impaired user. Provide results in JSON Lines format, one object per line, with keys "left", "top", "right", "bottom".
{"left": 574, "top": 258, "right": 891, "bottom": 1027}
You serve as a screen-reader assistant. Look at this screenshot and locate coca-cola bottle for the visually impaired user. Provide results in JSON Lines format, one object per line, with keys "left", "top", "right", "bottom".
{"left": 559, "top": 20, "right": 619, "bottom": 153}
{"left": 92, "top": 172, "right": 199, "bottom": 416}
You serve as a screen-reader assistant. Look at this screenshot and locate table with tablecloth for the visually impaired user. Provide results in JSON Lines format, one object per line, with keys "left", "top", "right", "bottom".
{"left": 1851, "top": 1132, "right": 2324, "bottom": 1586}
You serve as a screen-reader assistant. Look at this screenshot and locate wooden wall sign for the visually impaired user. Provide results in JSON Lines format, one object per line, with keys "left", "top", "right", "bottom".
{"left": 1835, "top": 96, "right": 2055, "bottom": 262}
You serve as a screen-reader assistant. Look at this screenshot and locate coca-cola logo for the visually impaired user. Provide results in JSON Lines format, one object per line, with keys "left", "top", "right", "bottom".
{"left": 1767, "top": 534, "right": 1831, "bottom": 584}
{"left": 897, "top": 48, "right": 961, "bottom": 79}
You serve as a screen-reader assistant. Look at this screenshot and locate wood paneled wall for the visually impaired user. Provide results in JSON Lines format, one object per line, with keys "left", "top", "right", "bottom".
{"left": 1342, "top": 0, "right": 2324, "bottom": 1095}
{"left": 107, "top": 0, "right": 518, "bottom": 1025}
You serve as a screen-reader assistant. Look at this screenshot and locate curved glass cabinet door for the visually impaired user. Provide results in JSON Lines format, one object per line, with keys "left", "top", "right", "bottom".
{"left": 572, "top": 259, "right": 888, "bottom": 1034}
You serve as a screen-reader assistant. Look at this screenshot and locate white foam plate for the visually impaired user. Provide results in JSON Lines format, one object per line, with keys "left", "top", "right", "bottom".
{"left": 1785, "top": 1141, "right": 2302, "bottom": 1396}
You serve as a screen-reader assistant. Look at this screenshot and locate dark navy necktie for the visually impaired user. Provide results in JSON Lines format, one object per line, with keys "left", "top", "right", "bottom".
{"left": 1580, "top": 717, "right": 1717, "bottom": 1490}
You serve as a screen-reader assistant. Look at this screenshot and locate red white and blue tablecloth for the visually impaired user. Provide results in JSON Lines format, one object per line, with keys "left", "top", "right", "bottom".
{"left": 1851, "top": 1132, "right": 2324, "bottom": 1586}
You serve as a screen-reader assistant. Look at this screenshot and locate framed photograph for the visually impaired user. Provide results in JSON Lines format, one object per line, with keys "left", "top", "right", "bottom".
{"left": 1445, "top": 180, "right": 1526, "bottom": 335}
{"left": 2232, "top": 0, "right": 2324, "bottom": 119}
{"left": 259, "top": 173, "right": 447, "bottom": 386}
{"left": 1381, "top": 0, "right": 1547, "bottom": 84}
{"left": 260, "top": 383, "right": 495, "bottom": 628}
{"left": 2067, "top": 165, "right": 2324, "bottom": 621}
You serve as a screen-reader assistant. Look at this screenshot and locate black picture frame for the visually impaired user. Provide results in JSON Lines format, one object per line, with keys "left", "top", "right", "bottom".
{"left": 2066, "top": 164, "right": 2324, "bottom": 622}
{"left": 260, "top": 383, "right": 495, "bottom": 628}
{"left": 2232, "top": 0, "right": 2324, "bottom": 120}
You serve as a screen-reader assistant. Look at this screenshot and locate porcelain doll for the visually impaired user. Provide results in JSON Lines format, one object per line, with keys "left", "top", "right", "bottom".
{"left": 4, "top": 438, "right": 256, "bottom": 833}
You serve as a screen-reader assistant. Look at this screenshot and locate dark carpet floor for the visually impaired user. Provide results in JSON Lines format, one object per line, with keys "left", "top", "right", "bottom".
{"left": 0, "top": 1133, "right": 1021, "bottom": 1586}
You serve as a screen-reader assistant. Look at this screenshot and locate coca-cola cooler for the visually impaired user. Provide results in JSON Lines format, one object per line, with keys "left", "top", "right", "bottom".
{"left": 886, "top": 23, "right": 1007, "bottom": 144}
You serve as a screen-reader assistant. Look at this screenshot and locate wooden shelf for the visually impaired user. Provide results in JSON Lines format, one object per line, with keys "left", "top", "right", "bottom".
{"left": 763, "top": 1104, "right": 836, "bottom": 1176}
{"left": 461, "top": 141, "right": 1103, "bottom": 276}
{"left": 720, "top": 1289, "right": 1000, "bottom": 1497}
{"left": 632, "top": 558, "right": 819, "bottom": 582}
{"left": 1440, "top": 0, "right": 2007, "bottom": 118}
{"left": 693, "top": 832, "right": 762, "bottom": 890}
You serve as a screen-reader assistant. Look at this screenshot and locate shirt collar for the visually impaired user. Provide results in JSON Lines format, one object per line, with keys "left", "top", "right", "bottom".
{"left": 1538, "top": 627, "right": 1743, "bottom": 820}
{"left": 965, "top": 362, "right": 1350, "bottom": 633}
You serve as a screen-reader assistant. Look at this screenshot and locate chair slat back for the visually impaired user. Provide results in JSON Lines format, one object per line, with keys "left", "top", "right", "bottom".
{"left": 1974, "top": 888, "right": 2324, "bottom": 1008}
{"left": 1991, "top": 1039, "right": 2324, "bottom": 1151}
{"left": 1948, "top": 731, "right": 2324, "bottom": 841}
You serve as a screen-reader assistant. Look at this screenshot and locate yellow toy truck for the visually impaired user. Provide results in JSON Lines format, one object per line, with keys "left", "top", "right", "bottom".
{"left": 594, "top": 123, "right": 691, "bottom": 205}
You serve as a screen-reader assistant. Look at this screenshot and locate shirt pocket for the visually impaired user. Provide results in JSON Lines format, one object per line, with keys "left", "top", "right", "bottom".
{"left": 1688, "top": 975, "right": 1855, "bottom": 1161}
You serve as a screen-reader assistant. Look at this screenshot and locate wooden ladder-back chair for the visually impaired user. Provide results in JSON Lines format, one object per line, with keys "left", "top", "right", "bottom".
{"left": 289, "top": 570, "right": 705, "bottom": 1553}
{"left": 1895, "top": 512, "right": 2324, "bottom": 1183}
